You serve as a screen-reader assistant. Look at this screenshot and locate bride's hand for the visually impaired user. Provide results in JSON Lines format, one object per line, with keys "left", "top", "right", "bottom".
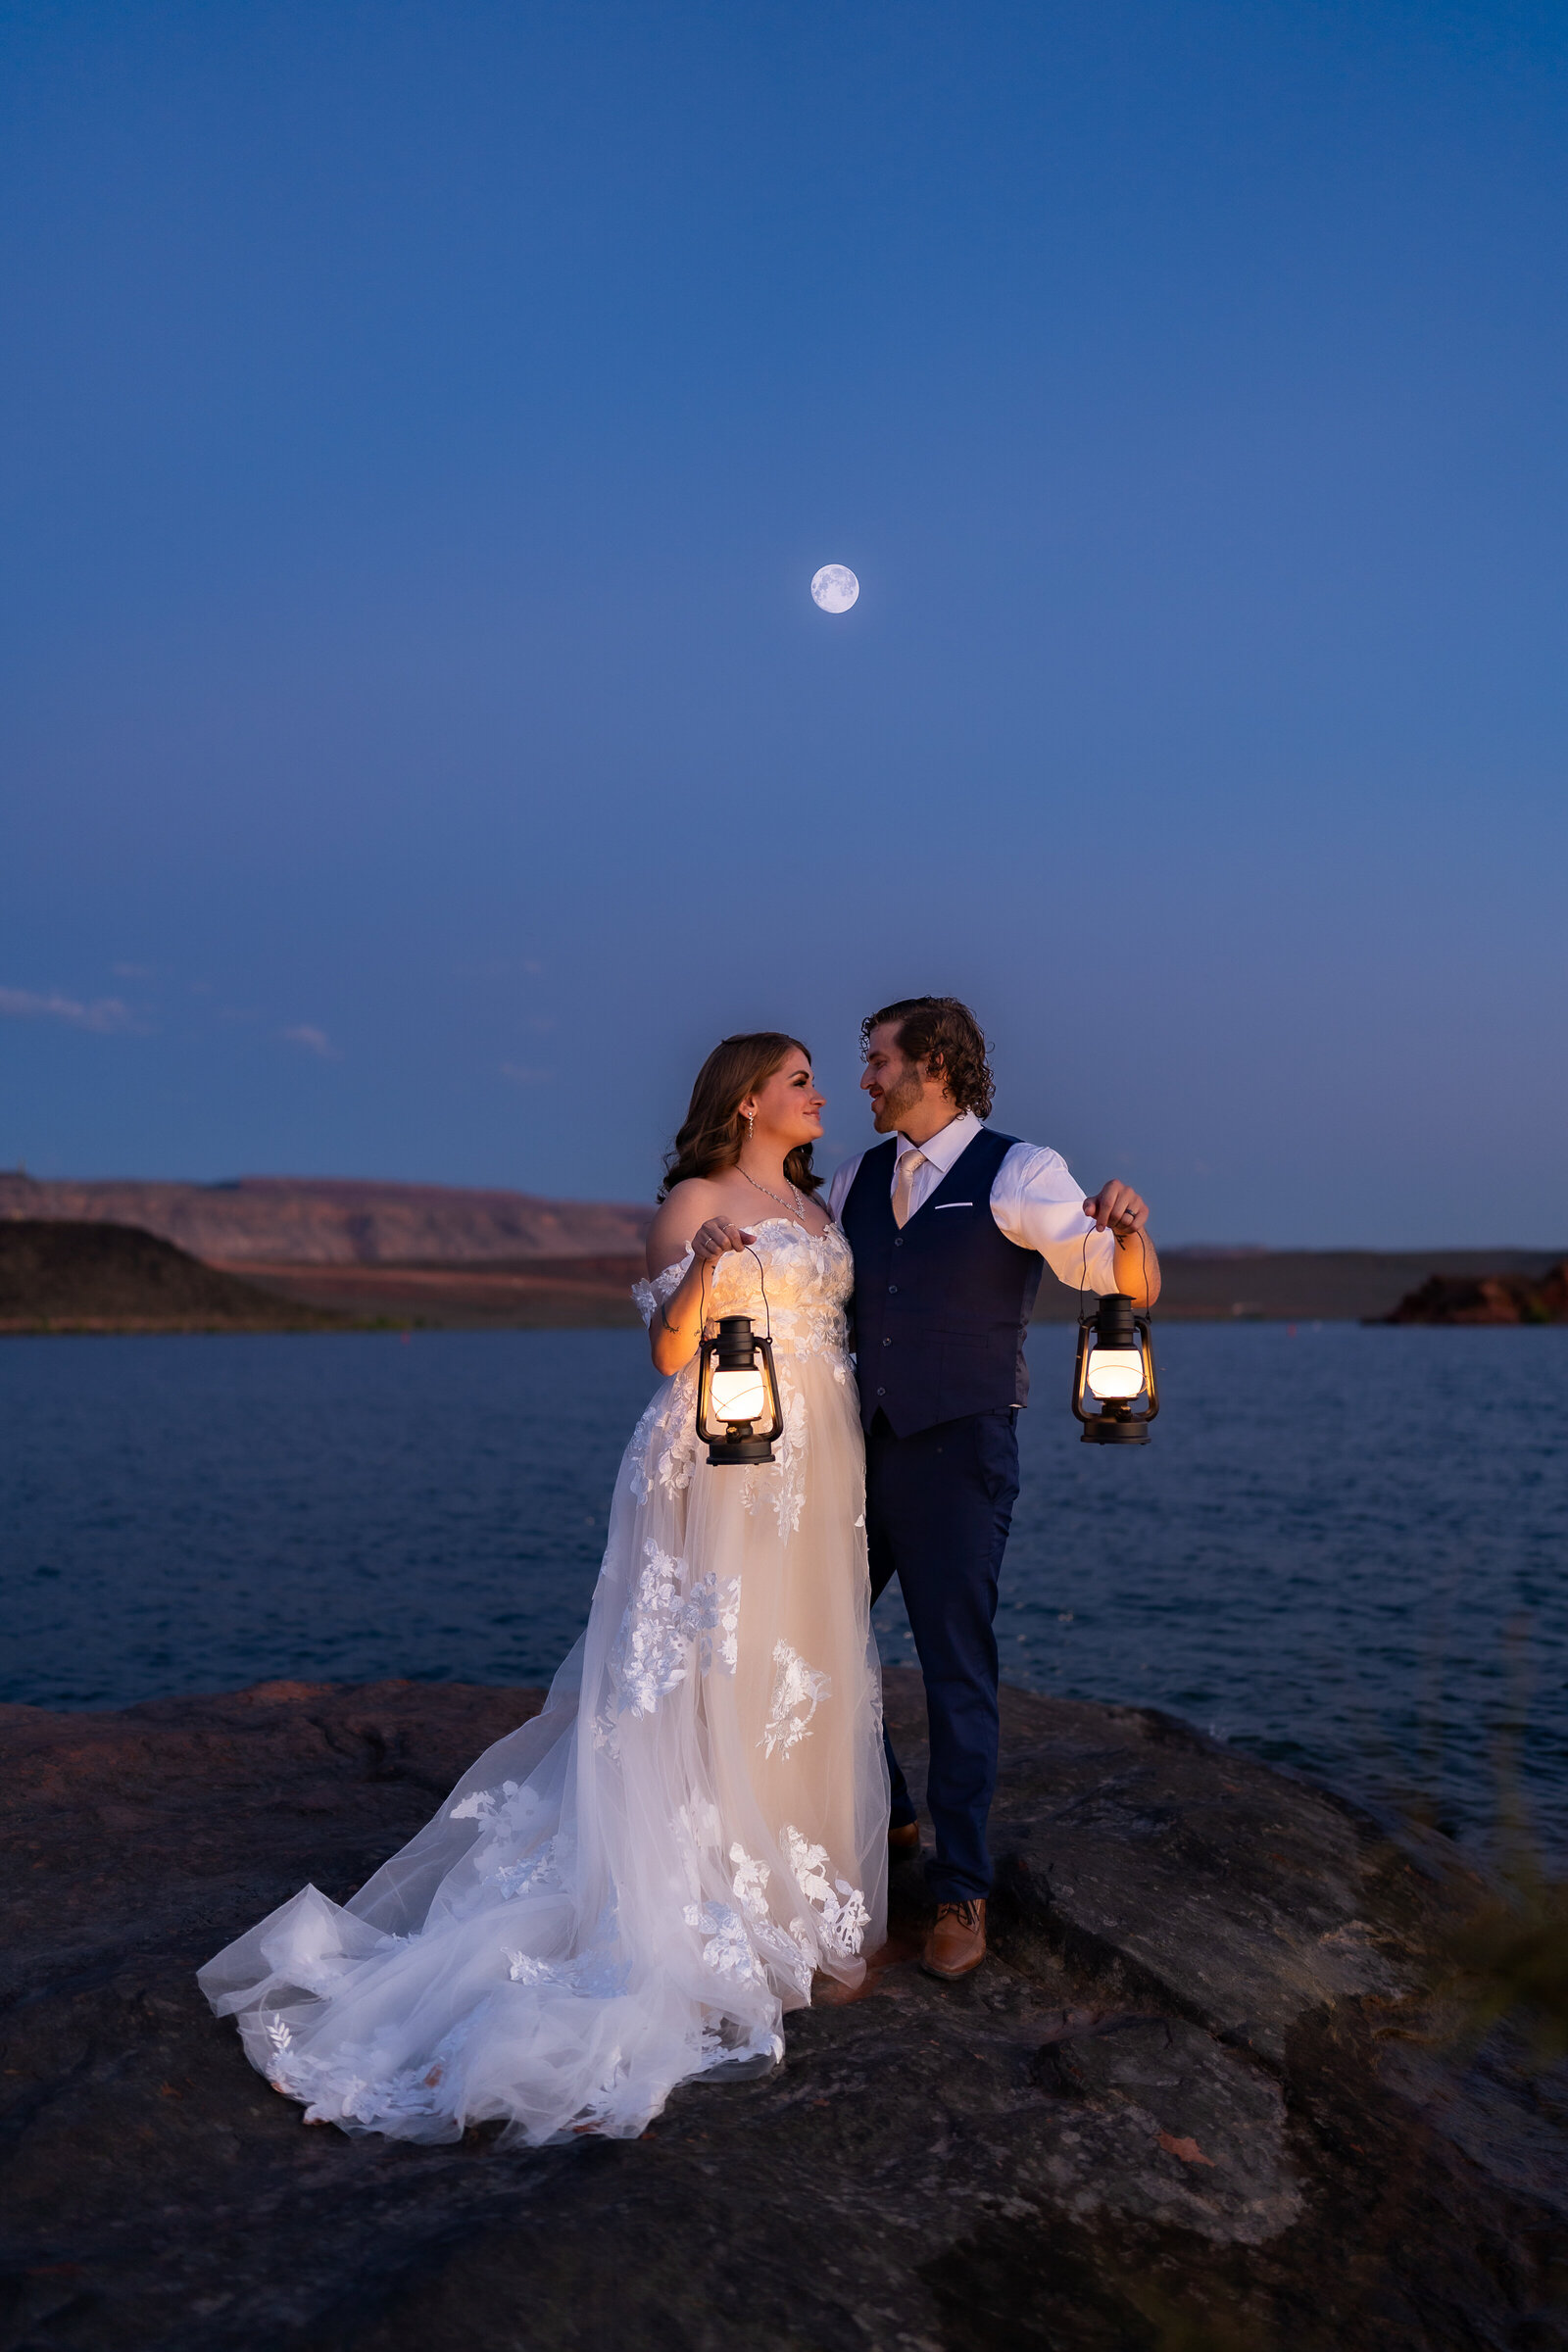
{"left": 691, "top": 1218, "right": 756, "bottom": 1262}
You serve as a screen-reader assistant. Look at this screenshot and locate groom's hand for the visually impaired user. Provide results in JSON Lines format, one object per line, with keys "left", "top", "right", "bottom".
{"left": 1083, "top": 1180, "right": 1149, "bottom": 1236}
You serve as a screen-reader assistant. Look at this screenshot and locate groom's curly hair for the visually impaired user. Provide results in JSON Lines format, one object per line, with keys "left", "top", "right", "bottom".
{"left": 862, "top": 997, "right": 996, "bottom": 1119}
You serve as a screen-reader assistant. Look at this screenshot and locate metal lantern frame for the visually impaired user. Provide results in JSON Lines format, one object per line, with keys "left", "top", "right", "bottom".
{"left": 1072, "top": 1288, "right": 1159, "bottom": 1445}
{"left": 694, "top": 1249, "right": 785, "bottom": 1465}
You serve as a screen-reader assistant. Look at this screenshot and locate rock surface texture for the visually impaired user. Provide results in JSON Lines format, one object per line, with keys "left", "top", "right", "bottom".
{"left": 3, "top": 1671, "right": 1564, "bottom": 2351}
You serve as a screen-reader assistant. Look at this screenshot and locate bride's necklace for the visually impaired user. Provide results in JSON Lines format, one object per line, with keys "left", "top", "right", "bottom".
{"left": 741, "top": 1165, "right": 810, "bottom": 1225}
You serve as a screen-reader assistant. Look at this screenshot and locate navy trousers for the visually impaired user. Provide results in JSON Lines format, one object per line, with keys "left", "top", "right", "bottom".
{"left": 866, "top": 1407, "right": 1021, "bottom": 1904}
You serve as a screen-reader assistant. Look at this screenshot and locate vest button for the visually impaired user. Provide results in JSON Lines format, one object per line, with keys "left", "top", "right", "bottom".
{"left": 876, "top": 1386, "right": 885, "bottom": 1396}
{"left": 888, "top": 1284, "right": 898, "bottom": 1294}
{"left": 882, "top": 1336, "right": 891, "bottom": 1346}
{"left": 893, "top": 1238, "right": 903, "bottom": 1248}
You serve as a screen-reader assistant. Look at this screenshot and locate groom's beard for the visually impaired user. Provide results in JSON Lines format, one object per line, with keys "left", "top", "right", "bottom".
{"left": 871, "top": 1070, "right": 924, "bottom": 1133}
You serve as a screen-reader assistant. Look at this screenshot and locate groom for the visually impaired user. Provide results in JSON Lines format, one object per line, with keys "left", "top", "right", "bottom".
{"left": 828, "top": 997, "right": 1160, "bottom": 1981}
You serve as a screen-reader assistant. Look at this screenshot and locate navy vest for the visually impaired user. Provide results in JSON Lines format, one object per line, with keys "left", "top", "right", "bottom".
{"left": 839, "top": 1128, "right": 1045, "bottom": 1437}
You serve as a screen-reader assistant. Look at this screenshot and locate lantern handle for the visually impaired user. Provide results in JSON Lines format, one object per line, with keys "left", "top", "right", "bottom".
{"left": 746, "top": 1248, "right": 773, "bottom": 1342}
{"left": 696, "top": 1249, "right": 773, "bottom": 1343}
{"left": 1078, "top": 1221, "right": 1153, "bottom": 1325}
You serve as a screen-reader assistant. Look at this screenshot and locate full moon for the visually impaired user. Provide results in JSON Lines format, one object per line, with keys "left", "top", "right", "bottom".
{"left": 810, "top": 564, "right": 859, "bottom": 613}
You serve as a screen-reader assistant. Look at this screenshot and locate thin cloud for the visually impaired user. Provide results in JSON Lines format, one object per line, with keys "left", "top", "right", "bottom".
{"left": 0, "top": 987, "right": 141, "bottom": 1035}
{"left": 281, "top": 1024, "right": 341, "bottom": 1060}
{"left": 501, "top": 1061, "right": 554, "bottom": 1085}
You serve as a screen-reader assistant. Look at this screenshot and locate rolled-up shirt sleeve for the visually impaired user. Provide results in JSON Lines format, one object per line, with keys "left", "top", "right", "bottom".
{"left": 992, "top": 1144, "right": 1119, "bottom": 1293}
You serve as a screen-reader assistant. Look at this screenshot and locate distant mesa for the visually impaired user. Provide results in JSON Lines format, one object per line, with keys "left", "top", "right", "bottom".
{"left": 0, "top": 1175, "right": 656, "bottom": 1333}
{"left": 0, "top": 1173, "right": 652, "bottom": 1266}
{"left": 1376, "top": 1261, "right": 1568, "bottom": 1326}
{"left": 0, "top": 1221, "right": 344, "bottom": 1334}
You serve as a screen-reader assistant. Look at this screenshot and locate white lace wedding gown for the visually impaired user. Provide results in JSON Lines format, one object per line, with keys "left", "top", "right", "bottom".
{"left": 199, "top": 1219, "right": 888, "bottom": 2147}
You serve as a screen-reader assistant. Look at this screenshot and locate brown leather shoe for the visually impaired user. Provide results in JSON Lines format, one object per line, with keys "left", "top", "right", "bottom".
{"left": 922, "top": 1898, "right": 987, "bottom": 1981}
{"left": 888, "top": 1820, "right": 921, "bottom": 1858}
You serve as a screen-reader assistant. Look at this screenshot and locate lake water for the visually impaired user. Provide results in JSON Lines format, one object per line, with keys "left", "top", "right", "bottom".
{"left": 3, "top": 1324, "right": 1564, "bottom": 1863}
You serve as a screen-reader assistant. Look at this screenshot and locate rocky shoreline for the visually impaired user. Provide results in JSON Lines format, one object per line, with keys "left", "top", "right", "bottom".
{"left": 3, "top": 1670, "right": 1565, "bottom": 2350}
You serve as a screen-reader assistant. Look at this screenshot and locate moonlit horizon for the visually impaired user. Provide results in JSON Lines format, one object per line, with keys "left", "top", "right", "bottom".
{"left": 810, "top": 564, "right": 859, "bottom": 613}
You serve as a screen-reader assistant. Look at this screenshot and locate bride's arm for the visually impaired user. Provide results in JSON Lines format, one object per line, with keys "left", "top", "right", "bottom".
{"left": 645, "top": 1182, "right": 756, "bottom": 1375}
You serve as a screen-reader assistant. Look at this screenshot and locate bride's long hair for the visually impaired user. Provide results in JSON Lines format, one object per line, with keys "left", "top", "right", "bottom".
{"left": 659, "top": 1032, "right": 824, "bottom": 1203}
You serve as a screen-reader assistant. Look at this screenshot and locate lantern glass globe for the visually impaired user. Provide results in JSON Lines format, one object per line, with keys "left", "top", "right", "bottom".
{"left": 1086, "top": 1347, "right": 1145, "bottom": 1401}
{"left": 709, "top": 1365, "right": 767, "bottom": 1422}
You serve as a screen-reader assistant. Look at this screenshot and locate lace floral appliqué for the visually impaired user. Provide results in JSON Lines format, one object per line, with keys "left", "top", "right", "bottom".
{"left": 682, "top": 1899, "right": 765, "bottom": 1983}
{"left": 627, "top": 1254, "right": 701, "bottom": 1503}
{"left": 630, "top": 1253, "right": 692, "bottom": 1331}
{"left": 766, "top": 1378, "right": 810, "bottom": 1540}
{"left": 611, "top": 1541, "right": 740, "bottom": 1718}
{"left": 487, "top": 1838, "right": 565, "bottom": 1902}
{"left": 449, "top": 1779, "right": 525, "bottom": 1826}
{"left": 762, "top": 1640, "right": 831, "bottom": 1758}
{"left": 722, "top": 1841, "right": 817, "bottom": 1994}
{"left": 626, "top": 1389, "right": 699, "bottom": 1506}
{"left": 506, "top": 1940, "right": 630, "bottom": 1999}
{"left": 265, "top": 2013, "right": 472, "bottom": 2131}
{"left": 783, "top": 1825, "right": 870, "bottom": 1959}
{"left": 729, "top": 1842, "right": 770, "bottom": 1920}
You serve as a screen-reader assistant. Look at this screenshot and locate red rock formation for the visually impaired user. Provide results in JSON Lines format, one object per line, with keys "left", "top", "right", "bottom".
{"left": 0, "top": 1173, "right": 652, "bottom": 1265}
{"left": 1380, "top": 1261, "right": 1568, "bottom": 1325}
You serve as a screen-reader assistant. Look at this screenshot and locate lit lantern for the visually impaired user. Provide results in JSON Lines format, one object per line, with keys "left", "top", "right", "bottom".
{"left": 1072, "top": 1292, "right": 1159, "bottom": 1445}
{"left": 696, "top": 1314, "right": 785, "bottom": 1466}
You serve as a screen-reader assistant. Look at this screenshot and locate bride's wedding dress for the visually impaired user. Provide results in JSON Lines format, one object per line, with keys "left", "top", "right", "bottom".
{"left": 199, "top": 1219, "right": 888, "bottom": 2146}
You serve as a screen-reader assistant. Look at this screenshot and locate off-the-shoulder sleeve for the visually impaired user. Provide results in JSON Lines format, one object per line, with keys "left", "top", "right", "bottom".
{"left": 631, "top": 1251, "right": 695, "bottom": 1329}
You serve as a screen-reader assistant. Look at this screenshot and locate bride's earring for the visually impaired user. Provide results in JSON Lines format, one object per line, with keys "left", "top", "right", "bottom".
{"left": 744, "top": 1111, "right": 755, "bottom": 1141}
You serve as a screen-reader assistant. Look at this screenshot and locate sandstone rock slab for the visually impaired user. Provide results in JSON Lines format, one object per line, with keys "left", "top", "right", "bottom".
{"left": 1, "top": 1671, "right": 1564, "bottom": 2351}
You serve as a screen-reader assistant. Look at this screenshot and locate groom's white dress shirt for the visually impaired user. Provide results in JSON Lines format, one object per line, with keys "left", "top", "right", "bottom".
{"left": 826, "top": 1109, "right": 1119, "bottom": 1294}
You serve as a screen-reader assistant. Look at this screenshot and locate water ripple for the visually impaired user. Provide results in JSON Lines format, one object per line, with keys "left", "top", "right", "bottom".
{"left": 2, "top": 1324, "right": 1562, "bottom": 1862}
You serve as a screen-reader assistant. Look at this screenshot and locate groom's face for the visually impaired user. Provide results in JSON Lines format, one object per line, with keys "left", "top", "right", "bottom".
{"left": 860, "top": 1022, "right": 929, "bottom": 1134}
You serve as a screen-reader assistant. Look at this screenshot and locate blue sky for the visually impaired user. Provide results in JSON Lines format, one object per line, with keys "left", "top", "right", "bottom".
{"left": 2, "top": 0, "right": 1564, "bottom": 1245}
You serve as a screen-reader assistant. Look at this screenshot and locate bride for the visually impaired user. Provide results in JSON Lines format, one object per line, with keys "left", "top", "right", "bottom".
{"left": 199, "top": 1032, "right": 889, "bottom": 2146}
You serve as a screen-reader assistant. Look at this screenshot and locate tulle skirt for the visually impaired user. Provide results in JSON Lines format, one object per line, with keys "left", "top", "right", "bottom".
{"left": 199, "top": 1338, "right": 889, "bottom": 2147}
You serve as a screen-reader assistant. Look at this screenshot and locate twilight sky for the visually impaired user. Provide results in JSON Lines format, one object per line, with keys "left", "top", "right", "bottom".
{"left": 2, "top": 0, "right": 1564, "bottom": 1246}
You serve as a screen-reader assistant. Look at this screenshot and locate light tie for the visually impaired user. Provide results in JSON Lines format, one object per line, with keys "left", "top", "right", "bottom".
{"left": 892, "top": 1147, "right": 927, "bottom": 1230}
